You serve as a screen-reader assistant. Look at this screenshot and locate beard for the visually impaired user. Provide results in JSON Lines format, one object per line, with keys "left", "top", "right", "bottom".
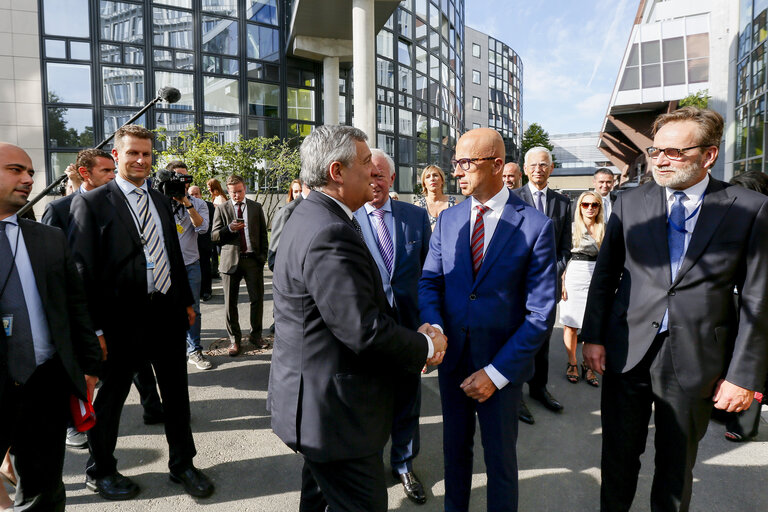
{"left": 652, "top": 160, "right": 705, "bottom": 189}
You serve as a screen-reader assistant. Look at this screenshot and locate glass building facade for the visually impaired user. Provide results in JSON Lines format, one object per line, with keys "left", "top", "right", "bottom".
{"left": 37, "top": 0, "right": 467, "bottom": 194}
{"left": 735, "top": 0, "right": 768, "bottom": 175}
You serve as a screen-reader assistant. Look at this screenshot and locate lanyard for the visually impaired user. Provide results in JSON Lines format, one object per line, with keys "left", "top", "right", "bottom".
{"left": 667, "top": 189, "right": 706, "bottom": 234}
{"left": 0, "top": 221, "right": 21, "bottom": 299}
{"left": 121, "top": 190, "right": 150, "bottom": 245}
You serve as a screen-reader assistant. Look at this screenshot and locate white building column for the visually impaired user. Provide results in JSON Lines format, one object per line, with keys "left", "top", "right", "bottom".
{"left": 323, "top": 56, "right": 340, "bottom": 125}
{"left": 352, "top": 0, "right": 376, "bottom": 141}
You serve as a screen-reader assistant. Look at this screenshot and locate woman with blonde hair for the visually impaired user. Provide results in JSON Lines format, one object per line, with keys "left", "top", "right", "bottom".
{"left": 414, "top": 165, "right": 455, "bottom": 230}
{"left": 207, "top": 178, "right": 228, "bottom": 206}
{"left": 287, "top": 179, "right": 302, "bottom": 203}
{"left": 560, "top": 191, "right": 605, "bottom": 386}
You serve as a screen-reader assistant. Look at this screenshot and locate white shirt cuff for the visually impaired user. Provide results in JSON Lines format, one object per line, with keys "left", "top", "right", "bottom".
{"left": 95, "top": 329, "right": 104, "bottom": 337}
{"left": 484, "top": 364, "right": 509, "bottom": 389}
{"left": 421, "top": 333, "right": 434, "bottom": 359}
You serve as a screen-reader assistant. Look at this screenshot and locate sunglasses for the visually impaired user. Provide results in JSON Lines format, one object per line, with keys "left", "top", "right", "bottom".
{"left": 580, "top": 202, "right": 601, "bottom": 209}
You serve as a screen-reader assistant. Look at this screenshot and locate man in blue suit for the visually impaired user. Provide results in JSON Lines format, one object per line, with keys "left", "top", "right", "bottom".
{"left": 354, "top": 148, "right": 432, "bottom": 505}
{"left": 419, "top": 128, "right": 557, "bottom": 512}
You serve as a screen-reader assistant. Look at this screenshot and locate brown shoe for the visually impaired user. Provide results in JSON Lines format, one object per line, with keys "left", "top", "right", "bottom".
{"left": 228, "top": 341, "right": 240, "bottom": 357}
{"left": 250, "top": 337, "right": 268, "bottom": 349}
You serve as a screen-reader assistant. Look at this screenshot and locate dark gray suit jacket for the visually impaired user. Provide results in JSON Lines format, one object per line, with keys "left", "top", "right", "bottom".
{"left": 267, "top": 194, "right": 303, "bottom": 271}
{"left": 41, "top": 189, "right": 81, "bottom": 232}
{"left": 268, "top": 192, "right": 427, "bottom": 462}
{"left": 581, "top": 178, "right": 768, "bottom": 396}
{"left": 211, "top": 198, "right": 268, "bottom": 274}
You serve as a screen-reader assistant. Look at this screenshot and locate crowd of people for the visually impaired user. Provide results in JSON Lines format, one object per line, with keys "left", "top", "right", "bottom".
{"left": 1, "top": 105, "right": 767, "bottom": 512}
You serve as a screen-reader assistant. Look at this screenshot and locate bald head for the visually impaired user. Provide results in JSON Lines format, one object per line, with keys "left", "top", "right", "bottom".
{"left": 502, "top": 162, "right": 521, "bottom": 189}
{"left": 453, "top": 128, "right": 505, "bottom": 203}
{"left": 0, "top": 143, "right": 35, "bottom": 218}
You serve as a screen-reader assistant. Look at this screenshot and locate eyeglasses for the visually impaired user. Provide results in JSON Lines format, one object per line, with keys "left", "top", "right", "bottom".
{"left": 645, "top": 145, "right": 710, "bottom": 160}
{"left": 580, "top": 202, "right": 601, "bottom": 209}
{"left": 450, "top": 157, "right": 496, "bottom": 171}
{"left": 526, "top": 162, "right": 551, "bottom": 169}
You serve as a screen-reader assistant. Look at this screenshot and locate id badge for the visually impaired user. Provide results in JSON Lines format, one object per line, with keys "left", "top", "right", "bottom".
{"left": 2, "top": 314, "right": 12, "bottom": 337}
{"left": 144, "top": 247, "right": 155, "bottom": 270}
{"left": 176, "top": 223, "right": 185, "bottom": 234}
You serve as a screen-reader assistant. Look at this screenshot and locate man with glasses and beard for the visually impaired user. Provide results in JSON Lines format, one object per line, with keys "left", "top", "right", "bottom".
{"left": 582, "top": 107, "right": 768, "bottom": 512}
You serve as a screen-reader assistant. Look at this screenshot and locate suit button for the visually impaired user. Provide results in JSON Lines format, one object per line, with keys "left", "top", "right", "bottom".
{"left": 668, "top": 290, "right": 676, "bottom": 296}
{"left": 652, "top": 321, "right": 660, "bottom": 328}
{"left": 469, "top": 294, "right": 477, "bottom": 300}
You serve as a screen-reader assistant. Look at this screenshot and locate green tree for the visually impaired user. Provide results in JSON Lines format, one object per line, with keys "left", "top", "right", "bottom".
{"left": 678, "top": 90, "right": 710, "bottom": 109}
{"left": 154, "top": 128, "right": 301, "bottom": 222}
{"left": 47, "top": 92, "right": 95, "bottom": 148}
{"left": 521, "top": 123, "right": 555, "bottom": 160}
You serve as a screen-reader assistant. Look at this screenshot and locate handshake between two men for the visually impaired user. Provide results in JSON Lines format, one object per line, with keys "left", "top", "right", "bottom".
{"left": 418, "top": 323, "right": 447, "bottom": 367}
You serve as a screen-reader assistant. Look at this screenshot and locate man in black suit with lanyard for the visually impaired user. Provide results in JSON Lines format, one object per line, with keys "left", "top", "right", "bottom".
{"left": 0, "top": 142, "right": 102, "bottom": 510}
{"left": 69, "top": 125, "right": 214, "bottom": 501}
{"left": 513, "top": 146, "right": 571, "bottom": 424}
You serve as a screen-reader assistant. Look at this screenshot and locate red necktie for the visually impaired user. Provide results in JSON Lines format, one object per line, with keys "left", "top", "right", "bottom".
{"left": 471, "top": 205, "right": 489, "bottom": 276}
{"left": 237, "top": 202, "right": 248, "bottom": 254}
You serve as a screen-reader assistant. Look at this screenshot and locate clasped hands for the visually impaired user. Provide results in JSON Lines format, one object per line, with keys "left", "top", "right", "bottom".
{"left": 418, "top": 323, "right": 447, "bottom": 366}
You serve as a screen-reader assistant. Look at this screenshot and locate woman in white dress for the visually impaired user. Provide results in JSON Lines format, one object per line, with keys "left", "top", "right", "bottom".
{"left": 560, "top": 191, "right": 605, "bottom": 386}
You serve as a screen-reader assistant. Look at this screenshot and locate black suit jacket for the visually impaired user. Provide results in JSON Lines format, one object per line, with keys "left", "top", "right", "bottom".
{"left": 267, "top": 194, "right": 303, "bottom": 271}
{"left": 513, "top": 186, "right": 572, "bottom": 296}
{"left": 41, "top": 189, "right": 81, "bottom": 232}
{"left": 0, "top": 220, "right": 101, "bottom": 403}
{"left": 69, "top": 179, "right": 193, "bottom": 362}
{"left": 581, "top": 178, "right": 768, "bottom": 396}
{"left": 268, "top": 192, "right": 428, "bottom": 462}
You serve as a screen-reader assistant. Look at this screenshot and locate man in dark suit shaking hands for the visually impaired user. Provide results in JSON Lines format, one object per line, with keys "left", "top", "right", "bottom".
{"left": 582, "top": 107, "right": 768, "bottom": 512}
{"left": 69, "top": 125, "right": 214, "bottom": 501}
{"left": 513, "top": 146, "right": 571, "bottom": 423}
{"left": 269, "top": 125, "right": 446, "bottom": 512}
{"left": 353, "top": 148, "right": 432, "bottom": 504}
{"left": 0, "top": 142, "right": 102, "bottom": 510}
{"left": 419, "top": 128, "right": 557, "bottom": 512}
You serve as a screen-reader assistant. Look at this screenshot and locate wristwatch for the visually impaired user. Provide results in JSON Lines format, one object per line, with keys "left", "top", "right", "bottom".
{"left": 185, "top": 204, "right": 194, "bottom": 209}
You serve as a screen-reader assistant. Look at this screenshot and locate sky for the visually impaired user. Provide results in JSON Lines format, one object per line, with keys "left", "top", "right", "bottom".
{"left": 465, "top": 0, "right": 638, "bottom": 136}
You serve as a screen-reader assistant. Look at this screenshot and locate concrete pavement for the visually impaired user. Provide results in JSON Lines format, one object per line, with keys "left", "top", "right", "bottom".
{"left": 7, "top": 274, "right": 766, "bottom": 511}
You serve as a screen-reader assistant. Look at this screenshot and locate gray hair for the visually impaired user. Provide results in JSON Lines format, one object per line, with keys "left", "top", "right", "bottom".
{"left": 524, "top": 146, "right": 553, "bottom": 165}
{"left": 300, "top": 125, "right": 368, "bottom": 189}
{"left": 370, "top": 148, "right": 395, "bottom": 176}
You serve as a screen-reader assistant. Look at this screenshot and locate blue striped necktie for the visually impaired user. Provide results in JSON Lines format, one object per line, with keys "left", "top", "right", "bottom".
{"left": 135, "top": 189, "right": 171, "bottom": 294}
{"left": 373, "top": 209, "right": 394, "bottom": 274}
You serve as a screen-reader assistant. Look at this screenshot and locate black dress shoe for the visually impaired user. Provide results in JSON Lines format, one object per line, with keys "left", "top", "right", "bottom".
{"left": 530, "top": 388, "right": 564, "bottom": 412}
{"left": 518, "top": 399, "right": 535, "bottom": 424}
{"left": 85, "top": 472, "right": 140, "bottom": 500}
{"left": 170, "top": 467, "right": 214, "bottom": 498}
{"left": 393, "top": 470, "right": 426, "bottom": 504}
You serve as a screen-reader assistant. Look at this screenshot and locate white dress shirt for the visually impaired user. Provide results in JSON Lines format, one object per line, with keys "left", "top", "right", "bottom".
{"left": 230, "top": 198, "right": 254, "bottom": 253}
{"left": 527, "top": 182, "right": 548, "bottom": 214}
{"left": 600, "top": 193, "right": 613, "bottom": 221}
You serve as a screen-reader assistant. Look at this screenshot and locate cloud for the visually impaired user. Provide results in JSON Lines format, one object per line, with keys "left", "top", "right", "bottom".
{"left": 586, "top": 0, "right": 631, "bottom": 88}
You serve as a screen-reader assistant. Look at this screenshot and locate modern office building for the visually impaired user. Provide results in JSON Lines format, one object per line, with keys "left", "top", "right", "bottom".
{"left": 464, "top": 26, "right": 523, "bottom": 164}
{"left": 598, "top": 0, "right": 735, "bottom": 183}
{"left": 0, "top": 0, "right": 472, "bottom": 204}
{"left": 548, "top": 132, "right": 618, "bottom": 194}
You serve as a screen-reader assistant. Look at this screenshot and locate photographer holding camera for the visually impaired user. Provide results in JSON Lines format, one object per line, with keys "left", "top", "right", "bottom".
{"left": 159, "top": 161, "right": 211, "bottom": 370}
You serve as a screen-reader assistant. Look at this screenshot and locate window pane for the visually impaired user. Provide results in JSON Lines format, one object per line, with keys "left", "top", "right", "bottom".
{"left": 204, "top": 116, "right": 240, "bottom": 143}
{"left": 738, "top": 57, "right": 750, "bottom": 105}
{"left": 248, "top": 82, "right": 280, "bottom": 117}
{"left": 399, "top": 137, "right": 413, "bottom": 164}
{"left": 125, "top": 46, "right": 144, "bottom": 65}
{"left": 641, "top": 41, "right": 660, "bottom": 64}
{"left": 626, "top": 44, "right": 639, "bottom": 66}
{"left": 202, "top": 0, "right": 237, "bottom": 17}
{"left": 101, "top": 43, "right": 121, "bottom": 63}
{"left": 641, "top": 64, "right": 661, "bottom": 88}
{"left": 415, "top": 0, "right": 427, "bottom": 19}
{"left": 618, "top": 66, "right": 639, "bottom": 91}
{"left": 204, "top": 76, "right": 239, "bottom": 113}
{"left": 398, "top": 40, "right": 412, "bottom": 66}
{"left": 288, "top": 123, "right": 314, "bottom": 140}
{"left": 753, "top": 44, "right": 766, "bottom": 93}
{"left": 202, "top": 16, "right": 238, "bottom": 56}
{"left": 398, "top": 10, "right": 412, "bottom": 38}
{"left": 663, "top": 61, "right": 685, "bottom": 86}
{"left": 399, "top": 67, "right": 412, "bottom": 95}
{"left": 47, "top": 107, "right": 94, "bottom": 147}
{"left": 472, "top": 96, "right": 480, "bottom": 110}
{"left": 175, "top": 51, "right": 193, "bottom": 70}
{"left": 44, "top": 0, "right": 89, "bottom": 37}
{"left": 155, "top": 49, "right": 174, "bottom": 68}
{"left": 472, "top": 43, "right": 480, "bottom": 58}
{"left": 154, "top": 0, "right": 192, "bottom": 7}
{"left": 46, "top": 63, "right": 92, "bottom": 104}
{"left": 287, "top": 88, "right": 314, "bottom": 121}
{"left": 247, "top": 61, "right": 280, "bottom": 81}
{"left": 247, "top": 117, "right": 281, "bottom": 138}
{"left": 100, "top": 1, "right": 143, "bottom": 43}
{"left": 736, "top": 104, "right": 748, "bottom": 160}
{"left": 102, "top": 67, "right": 144, "bottom": 106}
{"left": 686, "top": 33, "right": 709, "bottom": 59}
{"left": 246, "top": 24, "right": 279, "bottom": 61}
{"left": 378, "top": 134, "right": 395, "bottom": 155}
{"left": 247, "top": 0, "right": 278, "bottom": 25}
{"left": 46, "top": 40, "right": 66, "bottom": 59}
{"left": 662, "top": 37, "right": 684, "bottom": 62}
{"left": 472, "top": 69, "right": 480, "bottom": 84}
{"left": 50, "top": 152, "right": 79, "bottom": 180}
{"left": 687, "top": 58, "right": 709, "bottom": 83}
{"left": 68, "top": 42, "right": 90, "bottom": 60}
{"left": 153, "top": 8, "right": 193, "bottom": 49}
{"left": 377, "top": 58, "right": 394, "bottom": 88}
{"left": 378, "top": 104, "right": 395, "bottom": 132}
{"left": 156, "top": 112, "right": 195, "bottom": 148}
{"left": 750, "top": 97, "right": 765, "bottom": 156}
{"left": 399, "top": 109, "right": 413, "bottom": 136}
{"left": 397, "top": 166, "right": 415, "bottom": 193}
{"left": 415, "top": 46, "right": 427, "bottom": 74}
{"left": 155, "top": 71, "right": 194, "bottom": 110}
{"left": 378, "top": 31, "right": 394, "bottom": 59}
{"left": 103, "top": 109, "right": 146, "bottom": 134}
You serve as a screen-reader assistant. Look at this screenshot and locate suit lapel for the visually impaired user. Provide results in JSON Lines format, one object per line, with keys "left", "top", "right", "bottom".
{"left": 106, "top": 182, "right": 142, "bottom": 248}
{"left": 672, "top": 180, "right": 733, "bottom": 287}
{"left": 391, "top": 201, "right": 406, "bottom": 273}
{"left": 19, "top": 222, "right": 48, "bottom": 306}
{"left": 546, "top": 189, "right": 556, "bottom": 218}
{"left": 474, "top": 196, "right": 523, "bottom": 286}
{"left": 519, "top": 186, "right": 533, "bottom": 206}
{"left": 642, "top": 184, "right": 671, "bottom": 282}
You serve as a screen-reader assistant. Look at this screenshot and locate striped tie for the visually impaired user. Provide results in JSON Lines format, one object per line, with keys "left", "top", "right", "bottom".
{"left": 471, "top": 205, "right": 489, "bottom": 276}
{"left": 135, "top": 189, "right": 171, "bottom": 294}
{"left": 372, "top": 209, "right": 394, "bottom": 274}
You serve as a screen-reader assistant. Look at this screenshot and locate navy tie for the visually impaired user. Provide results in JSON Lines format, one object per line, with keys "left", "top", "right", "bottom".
{"left": 0, "top": 221, "right": 37, "bottom": 383}
{"left": 667, "top": 191, "right": 687, "bottom": 280}
{"left": 535, "top": 191, "right": 545, "bottom": 213}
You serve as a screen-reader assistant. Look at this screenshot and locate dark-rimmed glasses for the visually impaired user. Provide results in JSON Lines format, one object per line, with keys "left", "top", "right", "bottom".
{"left": 450, "top": 157, "right": 496, "bottom": 171}
{"left": 645, "top": 145, "right": 710, "bottom": 160}
{"left": 580, "top": 202, "right": 601, "bottom": 209}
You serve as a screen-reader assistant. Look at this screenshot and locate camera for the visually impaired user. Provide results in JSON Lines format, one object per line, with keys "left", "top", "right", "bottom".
{"left": 154, "top": 169, "right": 194, "bottom": 199}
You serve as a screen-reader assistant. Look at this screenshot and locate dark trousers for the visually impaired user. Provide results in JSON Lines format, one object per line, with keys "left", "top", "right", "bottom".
{"left": 132, "top": 361, "right": 164, "bottom": 421}
{"left": 439, "top": 355, "right": 521, "bottom": 512}
{"left": 86, "top": 354, "right": 196, "bottom": 478}
{"left": 299, "top": 453, "right": 387, "bottom": 512}
{"left": 527, "top": 324, "right": 552, "bottom": 391}
{"left": 390, "top": 372, "right": 422, "bottom": 474}
{"left": 198, "top": 239, "right": 213, "bottom": 297}
{"left": 0, "top": 358, "right": 70, "bottom": 511}
{"left": 222, "top": 256, "right": 264, "bottom": 342}
{"left": 600, "top": 333, "right": 713, "bottom": 512}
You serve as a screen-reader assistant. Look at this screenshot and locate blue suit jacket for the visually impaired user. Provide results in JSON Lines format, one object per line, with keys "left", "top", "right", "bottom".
{"left": 354, "top": 200, "right": 432, "bottom": 330}
{"left": 418, "top": 191, "right": 557, "bottom": 384}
